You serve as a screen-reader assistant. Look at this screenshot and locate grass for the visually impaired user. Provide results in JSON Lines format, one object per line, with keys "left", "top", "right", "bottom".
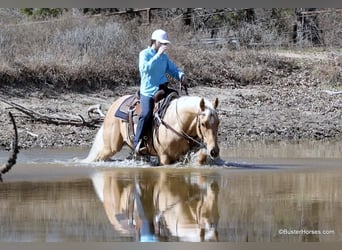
{"left": 0, "top": 11, "right": 341, "bottom": 92}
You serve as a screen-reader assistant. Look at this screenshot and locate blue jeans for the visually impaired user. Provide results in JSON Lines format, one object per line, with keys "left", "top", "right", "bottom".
{"left": 134, "top": 94, "right": 154, "bottom": 148}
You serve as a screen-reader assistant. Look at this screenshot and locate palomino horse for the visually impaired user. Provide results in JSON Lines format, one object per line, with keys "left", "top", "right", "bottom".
{"left": 91, "top": 170, "right": 220, "bottom": 242}
{"left": 83, "top": 95, "right": 220, "bottom": 165}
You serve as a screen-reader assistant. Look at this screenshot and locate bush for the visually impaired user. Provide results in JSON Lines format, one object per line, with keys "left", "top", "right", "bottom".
{"left": 0, "top": 9, "right": 341, "bottom": 91}
{"left": 21, "top": 8, "right": 65, "bottom": 20}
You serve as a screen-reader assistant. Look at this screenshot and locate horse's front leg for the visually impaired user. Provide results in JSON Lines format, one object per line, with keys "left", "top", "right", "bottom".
{"left": 159, "top": 154, "right": 171, "bottom": 165}
{"left": 197, "top": 149, "right": 207, "bottom": 165}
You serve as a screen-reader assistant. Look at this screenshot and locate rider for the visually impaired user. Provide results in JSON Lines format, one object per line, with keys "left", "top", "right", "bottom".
{"left": 134, "top": 29, "right": 187, "bottom": 155}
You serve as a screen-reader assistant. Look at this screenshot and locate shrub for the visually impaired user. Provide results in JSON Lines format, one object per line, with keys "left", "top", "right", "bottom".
{"left": 0, "top": 8, "right": 341, "bottom": 91}
{"left": 21, "top": 8, "right": 65, "bottom": 20}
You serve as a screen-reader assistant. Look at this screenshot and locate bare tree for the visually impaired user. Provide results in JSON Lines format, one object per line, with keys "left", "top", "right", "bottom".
{"left": 0, "top": 112, "right": 19, "bottom": 182}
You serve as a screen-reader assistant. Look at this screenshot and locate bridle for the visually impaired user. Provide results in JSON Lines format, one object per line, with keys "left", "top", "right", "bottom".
{"left": 155, "top": 98, "right": 207, "bottom": 149}
{"left": 155, "top": 114, "right": 205, "bottom": 149}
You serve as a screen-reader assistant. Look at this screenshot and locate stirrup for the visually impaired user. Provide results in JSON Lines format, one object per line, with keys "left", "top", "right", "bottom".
{"left": 134, "top": 139, "right": 147, "bottom": 155}
{"left": 138, "top": 146, "right": 148, "bottom": 155}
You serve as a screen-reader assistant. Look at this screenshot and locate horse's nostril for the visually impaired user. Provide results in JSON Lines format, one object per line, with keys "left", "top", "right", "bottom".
{"left": 210, "top": 148, "right": 219, "bottom": 158}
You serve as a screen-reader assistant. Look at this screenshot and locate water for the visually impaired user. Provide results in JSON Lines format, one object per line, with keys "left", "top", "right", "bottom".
{"left": 0, "top": 141, "right": 341, "bottom": 242}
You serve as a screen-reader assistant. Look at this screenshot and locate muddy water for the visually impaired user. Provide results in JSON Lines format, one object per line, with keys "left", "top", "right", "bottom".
{"left": 0, "top": 141, "right": 341, "bottom": 242}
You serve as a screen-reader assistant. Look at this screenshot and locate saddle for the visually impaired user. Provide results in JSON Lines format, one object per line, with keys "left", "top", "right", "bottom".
{"left": 114, "top": 90, "right": 179, "bottom": 145}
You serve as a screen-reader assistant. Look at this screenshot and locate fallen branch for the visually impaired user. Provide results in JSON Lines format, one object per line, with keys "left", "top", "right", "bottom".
{"left": 26, "top": 131, "right": 38, "bottom": 138}
{"left": 0, "top": 96, "right": 104, "bottom": 128}
{"left": 1, "top": 112, "right": 19, "bottom": 182}
{"left": 322, "top": 90, "right": 342, "bottom": 95}
{"left": 88, "top": 104, "right": 105, "bottom": 118}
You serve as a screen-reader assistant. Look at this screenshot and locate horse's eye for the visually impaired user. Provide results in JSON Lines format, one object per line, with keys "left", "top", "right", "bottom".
{"left": 201, "top": 122, "right": 206, "bottom": 127}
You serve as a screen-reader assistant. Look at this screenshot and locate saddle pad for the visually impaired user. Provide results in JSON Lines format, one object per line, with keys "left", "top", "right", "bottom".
{"left": 114, "top": 95, "right": 136, "bottom": 121}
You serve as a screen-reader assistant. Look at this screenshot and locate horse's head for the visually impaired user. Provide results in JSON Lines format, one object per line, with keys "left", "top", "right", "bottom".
{"left": 197, "top": 98, "right": 220, "bottom": 161}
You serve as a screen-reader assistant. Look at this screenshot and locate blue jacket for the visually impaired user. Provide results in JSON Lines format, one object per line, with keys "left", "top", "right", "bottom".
{"left": 139, "top": 46, "right": 184, "bottom": 97}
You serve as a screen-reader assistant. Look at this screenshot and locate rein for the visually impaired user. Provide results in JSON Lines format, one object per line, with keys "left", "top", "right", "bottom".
{"left": 157, "top": 115, "right": 204, "bottom": 148}
{"left": 155, "top": 99, "right": 205, "bottom": 148}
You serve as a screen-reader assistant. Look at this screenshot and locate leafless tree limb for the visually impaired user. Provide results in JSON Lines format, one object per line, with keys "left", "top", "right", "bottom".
{"left": 0, "top": 112, "right": 19, "bottom": 182}
{"left": 0, "top": 96, "right": 103, "bottom": 128}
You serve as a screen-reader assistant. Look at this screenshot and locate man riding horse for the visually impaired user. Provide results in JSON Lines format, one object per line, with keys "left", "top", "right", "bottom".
{"left": 134, "top": 29, "right": 187, "bottom": 155}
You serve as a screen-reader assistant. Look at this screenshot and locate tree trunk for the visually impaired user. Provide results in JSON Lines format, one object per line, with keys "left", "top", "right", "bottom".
{"left": 293, "top": 8, "right": 322, "bottom": 45}
{"left": 183, "top": 8, "right": 192, "bottom": 26}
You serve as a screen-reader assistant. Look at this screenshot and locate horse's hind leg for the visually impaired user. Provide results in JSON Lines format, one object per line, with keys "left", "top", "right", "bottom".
{"left": 97, "top": 122, "right": 124, "bottom": 161}
{"left": 98, "top": 136, "right": 124, "bottom": 161}
{"left": 96, "top": 148, "right": 116, "bottom": 161}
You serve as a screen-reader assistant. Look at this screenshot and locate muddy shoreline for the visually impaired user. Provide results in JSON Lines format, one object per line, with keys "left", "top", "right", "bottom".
{"left": 1, "top": 81, "right": 341, "bottom": 152}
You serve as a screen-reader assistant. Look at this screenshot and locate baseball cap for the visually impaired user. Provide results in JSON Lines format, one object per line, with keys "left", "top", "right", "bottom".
{"left": 151, "top": 29, "right": 171, "bottom": 44}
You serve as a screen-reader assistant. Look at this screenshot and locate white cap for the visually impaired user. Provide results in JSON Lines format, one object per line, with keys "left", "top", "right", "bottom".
{"left": 151, "top": 29, "right": 171, "bottom": 44}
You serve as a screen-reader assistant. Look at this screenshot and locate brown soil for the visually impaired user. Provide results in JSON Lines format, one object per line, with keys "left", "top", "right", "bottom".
{"left": 0, "top": 51, "right": 341, "bottom": 153}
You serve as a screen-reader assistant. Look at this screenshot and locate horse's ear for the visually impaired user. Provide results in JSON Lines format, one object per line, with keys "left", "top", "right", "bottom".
{"left": 213, "top": 98, "right": 219, "bottom": 110}
{"left": 200, "top": 98, "right": 205, "bottom": 112}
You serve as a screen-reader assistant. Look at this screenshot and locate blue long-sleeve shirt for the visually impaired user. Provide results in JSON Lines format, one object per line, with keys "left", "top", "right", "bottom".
{"left": 139, "top": 46, "right": 184, "bottom": 97}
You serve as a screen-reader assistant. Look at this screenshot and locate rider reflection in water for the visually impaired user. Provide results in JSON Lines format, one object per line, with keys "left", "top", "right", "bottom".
{"left": 134, "top": 29, "right": 187, "bottom": 155}
{"left": 134, "top": 180, "right": 159, "bottom": 242}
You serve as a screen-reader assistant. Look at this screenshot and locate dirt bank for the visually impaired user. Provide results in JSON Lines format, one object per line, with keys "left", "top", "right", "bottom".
{"left": 1, "top": 49, "right": 341, "bottom": 153}
{"left": 1, "top": 78, "right": 341, "bottom": 153}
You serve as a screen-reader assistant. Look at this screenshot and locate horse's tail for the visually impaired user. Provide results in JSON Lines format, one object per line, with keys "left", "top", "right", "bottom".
{"left": 81, "top": 125, "right": 104, "bottom": 163}
{"left": 91, "top": 172, "right": 105, "bottom": 202}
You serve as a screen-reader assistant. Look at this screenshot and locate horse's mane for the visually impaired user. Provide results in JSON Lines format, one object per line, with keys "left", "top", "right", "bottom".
{"left": 173, "top": 95, "right": 216, "bottom": 112}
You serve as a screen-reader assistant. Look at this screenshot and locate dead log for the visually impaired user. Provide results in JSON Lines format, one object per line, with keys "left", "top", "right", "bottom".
{"left": 0, "top": 112, "right": 19, "bottom": 182}
{"left": 0, "top": 97, "right": 104, "bottom": 128}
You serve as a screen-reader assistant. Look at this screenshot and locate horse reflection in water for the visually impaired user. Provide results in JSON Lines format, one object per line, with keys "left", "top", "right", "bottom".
{"left": 92, "top": 170, "right": 219, "bottom": 242}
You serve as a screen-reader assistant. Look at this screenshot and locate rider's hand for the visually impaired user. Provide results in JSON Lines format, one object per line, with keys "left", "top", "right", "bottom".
{"left": 157, "top": 45, "right": 168, "bottom": 56}
{"left": 181, "top": 75, "right": 188, "bottom": 86}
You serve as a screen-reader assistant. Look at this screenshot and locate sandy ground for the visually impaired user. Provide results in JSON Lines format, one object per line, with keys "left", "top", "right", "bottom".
{"left": 0, "top": 80, "right": 341, "bottom": 154}
{"left": 0, "top": 50, "right": 341, "bottom": 155}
